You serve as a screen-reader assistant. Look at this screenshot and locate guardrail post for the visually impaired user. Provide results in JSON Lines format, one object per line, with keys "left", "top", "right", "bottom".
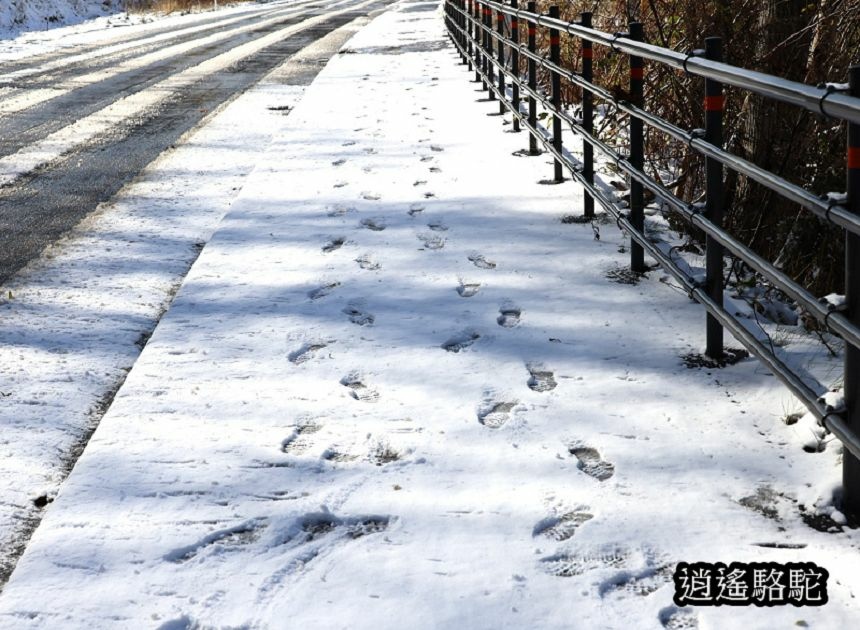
{"left": 527, "top": 2, "right": 538, "bottom": 154}
{"left": 581, "top": 12, "right": 594, "bottom": 218}
{"left": 466, "top": 0, "right": 473, "bottom": 71}
{"left": 480, "top": 1, "right": 487, "bottom": 88}
{"left": 704, "top": 36, "right": 725, "bottom": 359}
{"left": 473, "top": 1, "right": 481, "bottom": 82}
{"left": 497, "top": 5, "right": 505, "bottom": 113}
{"left": 845, "top": 65, "right": 860, "bottom": 519}
{"left": 455, "top": 0, "right": 461, "bottom": 63}
{"left": 486, "top": 4, "right": 495, "bottom": 100}
{"left": 550, "top": 5, "right": 563, "bottom": 182}
{"left": 629, "top": 22, "right": 646, "bottom": 272}
{"left": 458, "top": 0, "right": 464, "bottom": 62}
{"left": 511, "top": 0, "right": 520, "bottom": 132}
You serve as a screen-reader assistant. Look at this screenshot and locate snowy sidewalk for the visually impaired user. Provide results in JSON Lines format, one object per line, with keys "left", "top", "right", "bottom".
{"left": 1, "top": 1, "right": 858, "bottom": 628}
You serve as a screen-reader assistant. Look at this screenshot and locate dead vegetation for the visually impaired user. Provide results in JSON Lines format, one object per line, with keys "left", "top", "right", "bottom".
{"left": 524, "top": 1, "right": 860, "bottom": 297}
{"left": 124, "top": 0, "right": 255, "bottom": 14}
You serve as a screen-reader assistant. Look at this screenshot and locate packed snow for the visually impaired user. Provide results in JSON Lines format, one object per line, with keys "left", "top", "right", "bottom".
{"left": 0, "top": 1, "right": 858, "bottom": 628}
{"left": 0, "top": 0, "right": 370, "bottom": 589}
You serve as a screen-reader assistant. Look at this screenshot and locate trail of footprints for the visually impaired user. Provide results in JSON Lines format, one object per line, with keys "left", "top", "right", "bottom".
{"left": 300, "top": 116, "right": 665, "bottom": 621}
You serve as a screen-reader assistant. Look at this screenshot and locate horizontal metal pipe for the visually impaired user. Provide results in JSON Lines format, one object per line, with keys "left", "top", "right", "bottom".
{"left": 465, "top": 5, "right": 860, "bottom": 237}
{"left": 455, "top": 5, "right": 860, "bottom": 344}
{"left": 479, "top": 0, "right": 860, "bottom": 125}
{"left": 447, "top": 5, "right": 860, "bottom": 460}
{"left": 459, "top": 20, "right": 860, "bottom": 351}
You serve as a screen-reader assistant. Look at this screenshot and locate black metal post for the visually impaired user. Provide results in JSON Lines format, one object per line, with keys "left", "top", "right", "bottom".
{"left": 844, "top": 65, "right": 860, "bottom": 520}
{"left": 527, "top": 2, "right": 538, "bottom": 154}
{"left": 497, "top": 7, "right": 505, "bottom": 113}
{"left": 704, "top": 36, "right": 725, "bottom": 358}
{"left": 486, "top": 5, "right": 495, "bottom": 100}
{"left": 511, "top": 0, "right": 520, "bottom": 132}
{"left": 550, "top": 5, "right": 562, "bottom": 182}
{"left": 457, "top": 0, "right": 464, "bottom": 62}
{"left": 481, "top": 2, "right": 488, "bottom": 88}
{"left": 462, "top": 0, "right": 467, "bottom": 55}
{"left": 473, "top": 1, "right": 481, "bottom": 81}
{"left": 629, "top": 22, "right": 645, "bottom": 272}
{"left": 466, "top": 0, "right": 473, "bottom": 71}
{"left": 581, "top": 12, "right": 594, "bottom": 217}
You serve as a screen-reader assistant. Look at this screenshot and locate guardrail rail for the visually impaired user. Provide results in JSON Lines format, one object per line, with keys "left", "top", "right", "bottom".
{"left": 444, "top": 0, "right": 860, "bottom": 521}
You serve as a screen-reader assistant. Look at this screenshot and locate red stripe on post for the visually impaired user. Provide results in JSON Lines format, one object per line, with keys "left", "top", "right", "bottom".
{"left": 550, "top": 36, "right": 560, "bottom": 46}
{"left": 630, "top": 67, "right": 644, "bottom": 80}
{"left": 704, "top": 95, "right": 725, "bottom": 111}
{"left": 849, "top": 147, "right": 860, "bottom": 170}
{"left": 528, "top": 25, "right": 535, "bottom": 35}
{"left": 582, "top": 47, "right": 593, "bottom": 59}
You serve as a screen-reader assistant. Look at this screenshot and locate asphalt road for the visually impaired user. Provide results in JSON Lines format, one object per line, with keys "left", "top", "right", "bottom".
{"left": 0, "top": 0, "right": 391, "bottom": 285}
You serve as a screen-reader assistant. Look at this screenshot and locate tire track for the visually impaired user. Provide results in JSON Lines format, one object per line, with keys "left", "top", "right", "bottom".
{"left": 0, "top": 0, "right": 355, "bottom": 152}
{"left": 0, "top": 0, "right": 391, "bottom": 283}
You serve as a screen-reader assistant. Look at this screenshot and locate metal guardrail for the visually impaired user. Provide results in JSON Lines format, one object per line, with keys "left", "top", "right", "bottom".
{"left": 444, "top": 0, "right": 860, "bottom": 519}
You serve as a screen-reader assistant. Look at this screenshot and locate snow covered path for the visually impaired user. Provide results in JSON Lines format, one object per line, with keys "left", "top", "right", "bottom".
{"left": 1, "top": 1, "right": 858, "bottom": 628}
{"left": 0, "top": 5, "right": 374, "bottom": 590}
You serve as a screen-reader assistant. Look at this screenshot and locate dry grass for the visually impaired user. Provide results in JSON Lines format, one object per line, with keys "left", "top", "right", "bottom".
{"left": 125, "top": 0, "right": 255, "bottom": 14}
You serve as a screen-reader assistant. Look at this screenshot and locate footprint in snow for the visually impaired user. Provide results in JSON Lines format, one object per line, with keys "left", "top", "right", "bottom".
{"left": 288, "top": 341, "right": 328, "bottom": 365}
{"left": 355, "top": 254, "right": 380, "bottom": 270}
{"left": 478, "top": 399, "right": 517, "bottom": 429}
{"left": 497, "top": 304, "right": 521, "bottom": 328}
{"left": 413, "top": 180, "right": 428, "bottom": 187}
{"left": 600, "top": 565, "right": 673, "bottom": 599}
{"left": 322, "top": 447, "right": 358, "bottom": 463}
{"left": 423, "top": 192, "right": 436, "bottom": 199}
{"left": 430, "top": 145, "right": 444, "bottom": 152}
{"left": 429, "top": 166, "right": 442, "bottom": 173}
{"left": 420, "top": 156, "right": 434, "bottom": 163}
{"left": 527, "top": 363, "right": 557, "bottom": 392}
{"left": 322, "top": 237, "right": 345, "bottom": 253}
{"left": 457, "top": 281, "right": 480, "bottom": 297}
{"left": 658, "top": 606, "right": 699, "bottom": 630}
{"left": 333, "top": 181, "right": 348, "bottom": 189}
{"left": 441, "top": 330, "right": 480, "bottom": 353}
{"left": 568, "top": 444, "right": 615, "bottom": 481}
{"left": 342, "top": 140, "right": 357, "bottom": 146}
{"left": 427, "top": 220, "right": 448, "bottom": 232}
{"left": 296, "top": 512, "right": 390, "bottom": 543}
{"left": 343, "top": 302, "right": 374, "bottom": 326}
{"left": 308, "top": 282, "right": 340, "bottom": 301}
{"left": 540, "top": 545, "right": 630, "bottom": 578}
{"left": 165, "top": 520, "right": 265, "bottom": 563}
{"left": 340, "top": 373, "right": 379, "bottom": 402}
{"left": 332, "top": 158, "right": 347, "bottom": 166}
{"left": 362, "top": 192, "right": 381, "bottom": 201}
{"left": 533, "top": 510, "right": 593, "bottom": 541}
{"left": 468, "top": 253, "right": 496, "bottom": 269}
{"left": 407, "top": 204, "right": 425, "bottom": 216}
{"left": 281, "top": 420, "right": 322, "bottom": 453}
{"left": 327, "top": 204, "right": 355, "bottom": 217}
{"left": 418, "top": 233, "right": 445, "bottom": 250}
{"left": 360, "top": 218, "right": 386, "bottom": 231}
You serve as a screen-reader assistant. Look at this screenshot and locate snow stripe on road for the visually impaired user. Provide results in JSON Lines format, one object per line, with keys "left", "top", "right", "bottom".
{"left": 0, "top": 0, "right": 378, "bottom": 188}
